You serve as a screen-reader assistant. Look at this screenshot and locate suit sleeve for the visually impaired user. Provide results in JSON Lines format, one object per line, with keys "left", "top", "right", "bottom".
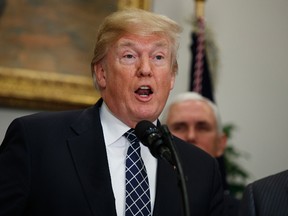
{"left": 238, "top": 184, "right": 256, "bottom": 216}
{"left": 0, "top": 118, "right": 30, "bottom": 215}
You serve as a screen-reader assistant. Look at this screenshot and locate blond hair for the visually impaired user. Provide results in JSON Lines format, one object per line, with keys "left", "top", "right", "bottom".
{"left": 91, "top": 8, "right": 182, "bottom": 88}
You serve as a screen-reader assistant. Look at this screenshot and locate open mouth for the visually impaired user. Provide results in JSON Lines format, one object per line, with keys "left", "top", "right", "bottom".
{"left": 135, "top": 86, "right": 153, "bottom": 97}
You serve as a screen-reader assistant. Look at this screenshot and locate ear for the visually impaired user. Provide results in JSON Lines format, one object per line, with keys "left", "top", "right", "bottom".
{"left": 93, "top": 62, "right": 106, "bottom": 89}
{"left": 215, "top": 133, "right": 227, "bottom": 157}
{"left": 170, "top": 73, "right": 176, "bottom": 90}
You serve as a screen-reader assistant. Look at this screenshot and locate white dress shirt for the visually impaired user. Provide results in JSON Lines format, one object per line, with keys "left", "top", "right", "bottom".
{"left": 100, "top": 102, "right": 157, "bottom": 216}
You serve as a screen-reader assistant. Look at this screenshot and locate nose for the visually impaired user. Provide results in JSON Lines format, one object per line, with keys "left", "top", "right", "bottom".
{"left": 137, "top": 55, "right": 152, "bottom": 77}
{"left": 186, "top": 127, "right": 196, "bottom": 145}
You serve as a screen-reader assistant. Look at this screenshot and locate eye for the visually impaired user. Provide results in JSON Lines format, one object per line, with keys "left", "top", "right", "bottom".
{"left": 152, "top": 53, "right": 167, "bottom": 66}
{"left": 196, "top": 122, "right": 211, "bottom": 132}
{"left": 124, "top": 54, "right": 134, "bottom": 59}
{"left": 155, "top": 55, "right": 164, "bottom": 60}
{"left": 120, "top": 53, "right": 137, "bottom": 64}
{"left": 170, "top": 123, "right": 187, "bottom": 132}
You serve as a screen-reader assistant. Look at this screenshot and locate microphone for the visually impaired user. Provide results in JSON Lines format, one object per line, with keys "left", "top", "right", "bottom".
{"left": 135, "top": 120, "right": 190, "bottom": 216}
{"left": 135, "top": 120, "right": 173, "bottom": 165}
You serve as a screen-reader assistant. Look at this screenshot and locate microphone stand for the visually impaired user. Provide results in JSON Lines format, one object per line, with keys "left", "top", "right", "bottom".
{"left": 160, "top": 125, "right": 190, "bottom": 216}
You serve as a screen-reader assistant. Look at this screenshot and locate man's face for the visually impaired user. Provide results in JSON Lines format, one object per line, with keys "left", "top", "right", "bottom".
{"left": 166, "top": 100, "right": 226, "bottom": 157}
{"left": 94, "top": 34, "right": 175, "bottom": 128}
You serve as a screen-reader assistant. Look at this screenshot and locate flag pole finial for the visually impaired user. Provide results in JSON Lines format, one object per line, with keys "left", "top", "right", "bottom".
{"left": 195, "top": 0, "right": 205, "bottom": 19}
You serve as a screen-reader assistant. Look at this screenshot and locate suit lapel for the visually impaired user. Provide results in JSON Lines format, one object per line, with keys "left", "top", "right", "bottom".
{"left": 67, "top": 100, "right": 117, "bottom": 216}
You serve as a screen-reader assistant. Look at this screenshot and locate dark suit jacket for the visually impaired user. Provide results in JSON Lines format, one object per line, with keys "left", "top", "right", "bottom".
{"left": 224, "top": 193, "right": 240, "bottom": 216}
{"left": 239, "top": 170, "right": 288, "bottom": 216}
{"left": 0, "top": 99, "right": 224, "bottom": 216}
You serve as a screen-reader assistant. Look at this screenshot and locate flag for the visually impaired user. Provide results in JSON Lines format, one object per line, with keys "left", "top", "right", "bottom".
{"left": 189, "top": 17, "right": 215, "bottom": 102}
{"left": 189, "top": 14, "right": 229, "bottom": 190}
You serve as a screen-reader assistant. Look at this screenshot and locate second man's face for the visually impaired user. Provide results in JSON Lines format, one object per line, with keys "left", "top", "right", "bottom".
{"left": 95, "top": 33, "right": 175, "bottom": 128}
{"left": 166, "top": 100, "right": 226, "bottom": 157}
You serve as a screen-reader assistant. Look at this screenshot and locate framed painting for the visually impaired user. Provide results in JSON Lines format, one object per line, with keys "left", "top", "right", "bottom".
{"left": 0, "top": 0, "right": 151, "bottom": 110}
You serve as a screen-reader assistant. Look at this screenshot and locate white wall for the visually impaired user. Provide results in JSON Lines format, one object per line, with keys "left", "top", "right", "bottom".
{"left": 153, "top": 0, "right": 288, "bottom": 183}
{"left": 1, "top": 0, "right": 288, "bottom": 183}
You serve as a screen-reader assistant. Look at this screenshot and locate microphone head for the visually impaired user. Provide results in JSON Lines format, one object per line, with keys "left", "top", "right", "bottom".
{"left": 135, "top": 120, "right": 174, "bottom": 164}
{"left": 135, "top": 120, "right": 159, "bottom": 146}
{"left": 135, "top": 120, "right": 166, "bottom": 159}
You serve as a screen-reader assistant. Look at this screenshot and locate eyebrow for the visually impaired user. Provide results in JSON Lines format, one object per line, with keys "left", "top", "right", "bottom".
{"left": 117, "top": 39, "right": 169, "bottom": 50}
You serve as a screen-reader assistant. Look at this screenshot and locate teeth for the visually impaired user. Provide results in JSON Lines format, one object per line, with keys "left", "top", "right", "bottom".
{"left": 140, "top": 86, "right": 149, "bottom": 89}
{"left": 135, "top": 86, "right": 152, "bottom": 96}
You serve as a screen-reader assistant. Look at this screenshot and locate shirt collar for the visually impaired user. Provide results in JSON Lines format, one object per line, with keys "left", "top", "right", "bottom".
{"left": 100, "top": 102, "right": 158, "bottom": 146}
{"left": 100, "top": 102, "right": 130, "bottom": 146}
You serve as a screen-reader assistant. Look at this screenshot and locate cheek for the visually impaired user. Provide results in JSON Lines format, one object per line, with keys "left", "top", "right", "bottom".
{"left": 157, "top": 74, "right": 175, "bottom": 93}
{"left": 177, "top": 134, "right": 187, "bottom": 141}
{"left": 202, "top": 136, "right": 218, "bottom": 150}
{"left": 105, "top": 70, "right": 130, "bottom": 96}
{"left": 171, "top": 130, "right": 185, "bottom": 139}
{"left": 196, "top": 138, "right": 213, "bottom": 151}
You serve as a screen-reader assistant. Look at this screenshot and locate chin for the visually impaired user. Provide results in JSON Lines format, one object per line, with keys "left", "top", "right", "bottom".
{"left": 138, "top": 113, "right": 158, "bottom": 123}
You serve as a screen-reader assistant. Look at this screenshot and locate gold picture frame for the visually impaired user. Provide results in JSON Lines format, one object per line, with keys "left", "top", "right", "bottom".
{"left": 0, "top": 0, "right": 151, "bottom": 111}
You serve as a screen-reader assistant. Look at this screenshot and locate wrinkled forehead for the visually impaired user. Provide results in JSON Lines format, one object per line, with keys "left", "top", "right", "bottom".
{"left": 115, "top": 34, "right": 171, "bottom": 50}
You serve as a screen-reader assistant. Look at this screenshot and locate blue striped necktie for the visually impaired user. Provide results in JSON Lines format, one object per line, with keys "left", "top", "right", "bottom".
{"left": 123, "top": 128, "right": 151, "bottom": 216}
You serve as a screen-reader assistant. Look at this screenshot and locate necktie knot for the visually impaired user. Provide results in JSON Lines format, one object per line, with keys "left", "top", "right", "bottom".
{"left": 123, "top": 128, "right": 139, "bottom": 147}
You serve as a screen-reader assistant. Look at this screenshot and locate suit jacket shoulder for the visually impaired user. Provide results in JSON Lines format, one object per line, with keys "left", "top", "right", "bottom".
{"left": 0, "top": 100, "right": 118, "bottom": 216}
{"left": 239, "top": 170, "right": 288, "bottom": 216}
